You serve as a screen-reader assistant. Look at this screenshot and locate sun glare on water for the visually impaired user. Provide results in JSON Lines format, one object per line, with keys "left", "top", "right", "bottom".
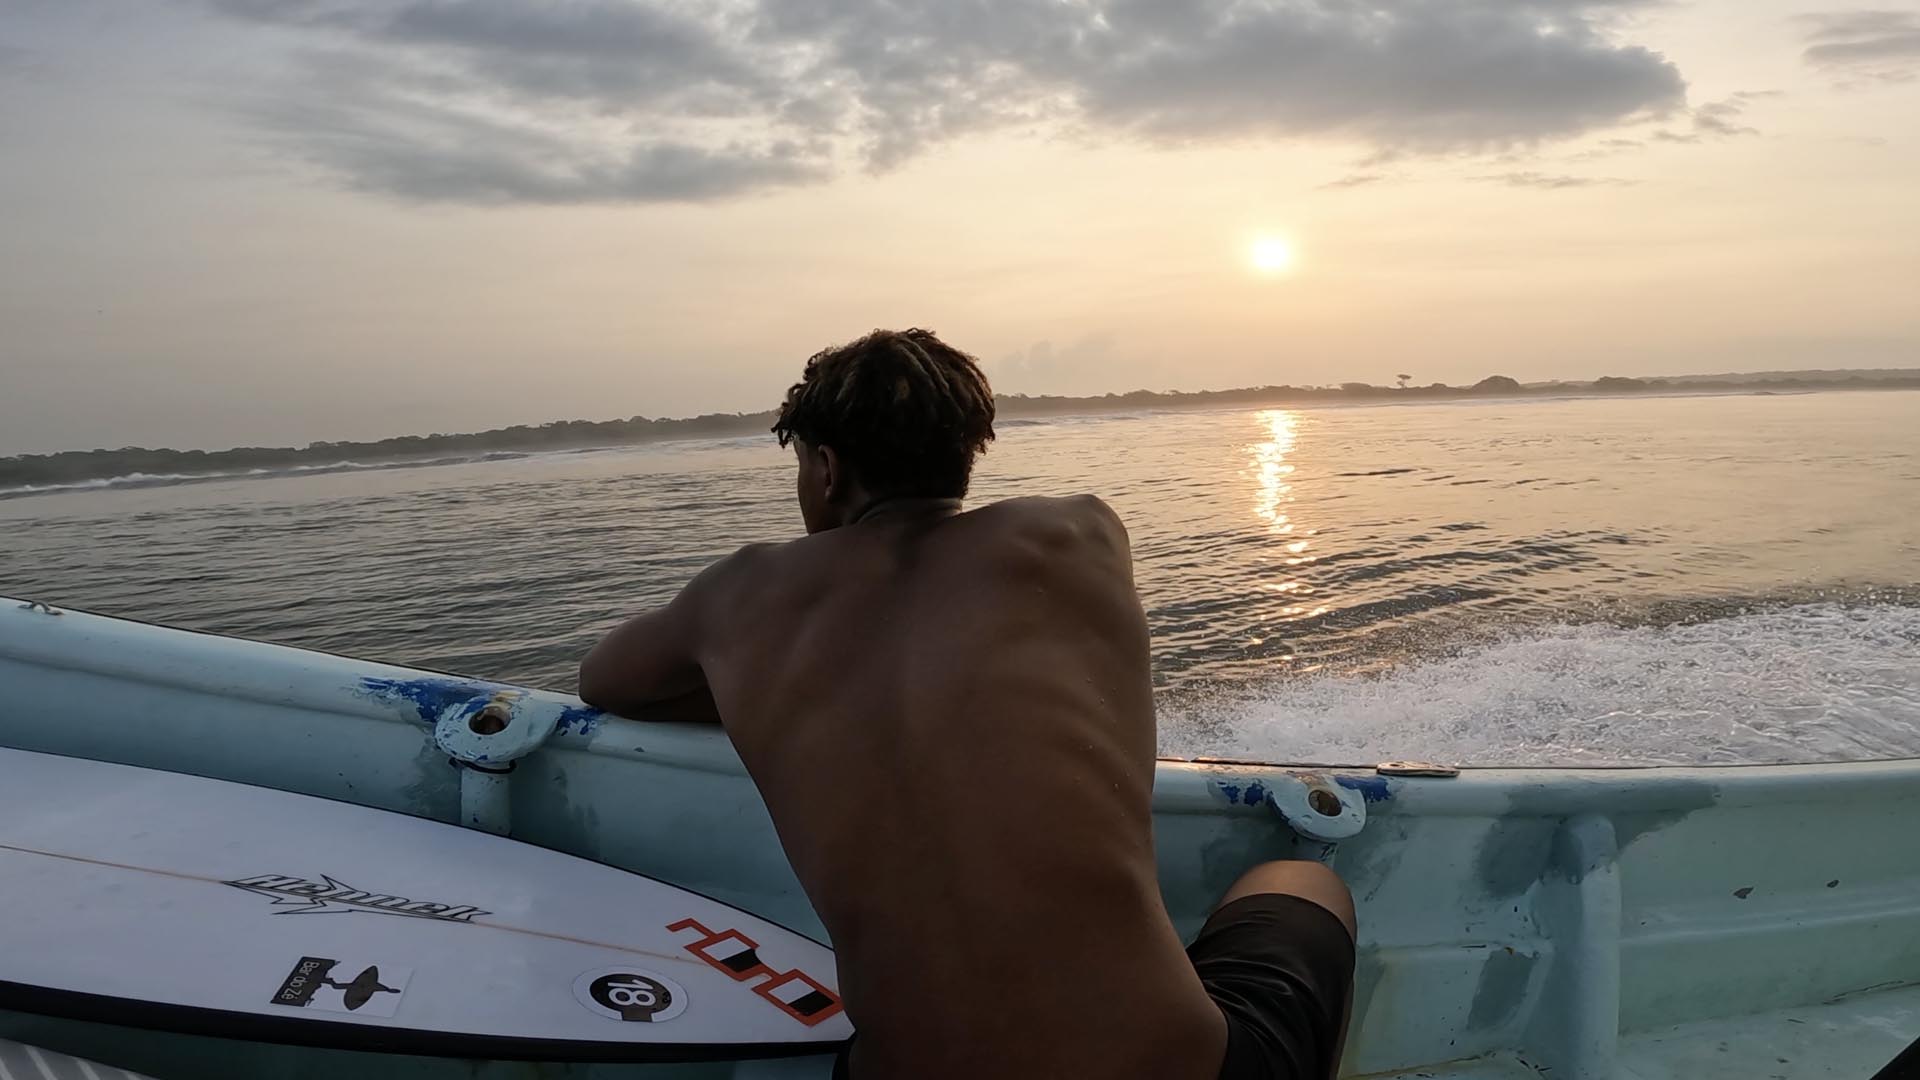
{"left": 1248, "top": 234, "right": 1297, "bottom": 276}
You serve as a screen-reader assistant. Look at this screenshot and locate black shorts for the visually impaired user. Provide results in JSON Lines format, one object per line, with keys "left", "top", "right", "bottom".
{"left": 1187, "top": 893, "right": 1357, "bottom": 1080}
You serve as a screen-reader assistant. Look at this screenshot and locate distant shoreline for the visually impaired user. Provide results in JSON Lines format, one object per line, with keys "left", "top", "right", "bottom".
{"left": 5, "top": 370, "right": 1917, "bottom": 491}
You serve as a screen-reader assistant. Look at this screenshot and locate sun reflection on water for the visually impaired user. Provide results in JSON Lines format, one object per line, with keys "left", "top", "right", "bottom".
{"left": 1247, "top": 409, "right": 1326, "bottom": 625}
{"left": 1250, "top": 409, "right": 1297, "bottom": 535}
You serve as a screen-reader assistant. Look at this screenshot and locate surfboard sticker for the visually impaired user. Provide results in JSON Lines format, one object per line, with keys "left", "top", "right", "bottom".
{"left": 271, "top": 957, "right": 412, "bottom": 1018}
{"left": 227, "top": 873, "right": 491, "bottom": 923}
{"left": 753, "top": 969, "right": 840, "bottom": 1026}
{"left": 669, "top": 918, "right": 843, "bottom": 1026}
{"left": 573, "top": 967, "right": 689, "bottom": 1024}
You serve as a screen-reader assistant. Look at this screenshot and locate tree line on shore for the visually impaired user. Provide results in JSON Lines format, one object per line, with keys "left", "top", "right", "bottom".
{"left": 7, "top": 370, "right": 1917, "bottom": 489}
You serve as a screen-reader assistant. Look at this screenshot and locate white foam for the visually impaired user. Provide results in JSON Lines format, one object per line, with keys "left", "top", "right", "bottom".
{"left": 0, "top": 453, "right": 532, "bottom": 498}
{"left": 0, "top": 471, "right": 204, "bottom": 495}
{"left": 1158, "top": 602, "right": 1920, "bottom": 767}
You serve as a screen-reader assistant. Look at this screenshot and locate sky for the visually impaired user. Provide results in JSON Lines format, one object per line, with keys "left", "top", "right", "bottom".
{"left": 2, "top": 0, "right": 1917, "bottom": 454}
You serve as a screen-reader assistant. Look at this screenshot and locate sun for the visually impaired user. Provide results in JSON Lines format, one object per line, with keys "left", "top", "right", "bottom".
{"left": 1248, "top": 234, "right": 1297, "bottom": 276}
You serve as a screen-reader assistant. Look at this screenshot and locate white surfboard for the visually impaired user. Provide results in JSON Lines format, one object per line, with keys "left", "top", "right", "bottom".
{"left": 0, "top": 748, "right": 852, "bottom": 1062}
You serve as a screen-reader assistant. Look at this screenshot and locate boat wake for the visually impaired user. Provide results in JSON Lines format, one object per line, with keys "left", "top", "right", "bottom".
{"left": 1158, "top": 600, "right": 1920, "bottom": 767}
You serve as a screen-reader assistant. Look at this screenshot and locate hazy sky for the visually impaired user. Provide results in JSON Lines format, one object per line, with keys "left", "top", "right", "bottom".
{"left": 3, "top": 0, "right": 1917, "bottom": 453}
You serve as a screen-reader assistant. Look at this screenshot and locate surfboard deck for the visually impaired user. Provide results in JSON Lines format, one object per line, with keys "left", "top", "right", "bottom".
{"left": 0, "top": 748, "right": 852, "bottom": 1061}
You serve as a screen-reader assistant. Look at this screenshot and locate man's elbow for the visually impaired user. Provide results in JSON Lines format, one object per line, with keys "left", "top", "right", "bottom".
{"left": 576, "top": 660, "right": 618, "bottom": 713}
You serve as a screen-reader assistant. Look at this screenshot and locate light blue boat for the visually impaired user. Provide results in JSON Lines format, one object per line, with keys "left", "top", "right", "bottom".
{"left": 2, "top": 596, "right": 1916, "bottom": 1078}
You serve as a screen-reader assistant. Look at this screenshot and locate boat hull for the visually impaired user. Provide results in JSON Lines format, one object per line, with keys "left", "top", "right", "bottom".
{"left": 3, "top": 597, "right": 1916, "bottom": 1078}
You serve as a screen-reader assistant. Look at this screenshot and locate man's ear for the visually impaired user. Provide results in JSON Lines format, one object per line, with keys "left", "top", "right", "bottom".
{"left": 818, "top": 444, "right": 844, "bottom": 503}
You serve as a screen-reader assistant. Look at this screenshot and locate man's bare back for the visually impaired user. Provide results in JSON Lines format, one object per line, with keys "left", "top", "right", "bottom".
{"left": 581, "top": 329, "right": 1354, "bottom": 1080}
{"left": 703, "top": 497, "right": 1221, "bottom": 1076}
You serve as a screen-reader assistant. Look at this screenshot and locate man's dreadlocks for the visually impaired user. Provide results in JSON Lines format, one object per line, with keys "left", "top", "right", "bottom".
{"left": 772, "top": 328, "right": 996, "bottom": 498}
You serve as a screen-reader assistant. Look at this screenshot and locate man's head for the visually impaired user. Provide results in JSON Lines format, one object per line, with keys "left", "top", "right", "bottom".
{"left": 772, "top": 328, "right": 996, "bottom": 533}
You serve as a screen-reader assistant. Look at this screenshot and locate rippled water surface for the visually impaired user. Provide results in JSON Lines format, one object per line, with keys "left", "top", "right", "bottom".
{"left": 5, "top": 391, "right": 1918, "bottom": 766}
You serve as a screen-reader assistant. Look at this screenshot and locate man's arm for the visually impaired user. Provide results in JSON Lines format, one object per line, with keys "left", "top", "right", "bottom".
{"left": 578, "top": 554, "right": 743, "bottom": 721}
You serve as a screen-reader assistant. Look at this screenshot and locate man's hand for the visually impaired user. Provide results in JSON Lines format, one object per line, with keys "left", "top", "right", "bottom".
{"left": 595, "top": 685, "right": 723, "bottom": 725}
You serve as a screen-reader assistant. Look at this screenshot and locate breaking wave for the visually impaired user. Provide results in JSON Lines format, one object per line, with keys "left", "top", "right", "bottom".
{"left": 0, "top": 451, "right": 538, "bottom": 500}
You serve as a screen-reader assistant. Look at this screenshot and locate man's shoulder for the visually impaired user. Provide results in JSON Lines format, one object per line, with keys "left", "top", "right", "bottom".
{"left": 969, "top": 495, "right": 1129, "bottom": 552}
{"left": 976, "top": 494, "right": 1124, "bottom": 530}
{"left": 689, "top": 540, "right": 791, "bottom": 595}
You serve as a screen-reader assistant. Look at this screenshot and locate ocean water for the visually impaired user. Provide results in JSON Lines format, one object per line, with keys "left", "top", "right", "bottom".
{"left": 4, "top": 391, "right": 1917, "bottom": 767}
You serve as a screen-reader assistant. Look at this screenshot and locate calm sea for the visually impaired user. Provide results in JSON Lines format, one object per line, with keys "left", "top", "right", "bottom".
{"left": 5, "top": 391, "right": 1918, "bottom": 767}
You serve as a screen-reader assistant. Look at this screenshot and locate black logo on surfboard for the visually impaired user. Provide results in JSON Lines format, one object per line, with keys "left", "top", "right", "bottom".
{"left": 225, "top": 874, "right": 489, "bottom": 923}
{"left": 589, "top": 973, "right": 676, "bottom": 1021}
{"left": 271, "top": 956, "right": 412, "bottom": 1018}
{"left": 572, "top": 967, "right": 689, "bottom": 1024}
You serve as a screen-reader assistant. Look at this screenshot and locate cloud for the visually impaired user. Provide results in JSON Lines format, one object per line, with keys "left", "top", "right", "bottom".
{"left": 1562, "top": 136, "right": 1644, "bottom": 162}
{"left": 1320, "top": 173, "right": 1389, "bottom": 190}
{"left": 1473, "top": 171, "right": 1635, "bottom": 189}
{"left": 1646, "top": 93, "right": 1769, "bottom": 142}
{"left": 1691, "top": 100, "right": 1758, "bottom": 136}
{"left": 203, "top": 0, "right": 1690, "bottom": 204}
{"left": 0, "top": 42, "right": 36, "bottom": 77}
{"left": 1797, "top": 10, "right": 1920, "bottom": 85}
{"left": 262, "top": 109, "right": 827, "bottom": 205}
{"left": 1064, "top": 1, "right": 1683, "bottom": 151}
{"left": 237, "top": 49, "right": 825, "bottom": 204}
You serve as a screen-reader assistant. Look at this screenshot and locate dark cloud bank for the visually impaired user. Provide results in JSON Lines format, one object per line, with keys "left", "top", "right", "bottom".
{"left": 207, "top": 0, "right": 1691, "bottom": 204}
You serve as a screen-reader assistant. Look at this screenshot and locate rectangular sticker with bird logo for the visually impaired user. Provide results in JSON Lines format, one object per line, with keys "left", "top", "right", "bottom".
{"left": 270, "top": 956, "right": 412, "bottom": 1018}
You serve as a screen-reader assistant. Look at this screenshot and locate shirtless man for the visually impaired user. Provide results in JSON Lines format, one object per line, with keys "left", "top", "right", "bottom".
{"left": 580, "top": 329, "right": 1356, "bottom": 1079}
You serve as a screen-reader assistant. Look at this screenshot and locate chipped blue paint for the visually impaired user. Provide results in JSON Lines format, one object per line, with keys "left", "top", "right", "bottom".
{"left": 555, "top": 703, "right": 603, "bottom": 737}
{"left": 358, "top": 675, "right": 505, "bottom": 725}
{"left": 1336, "top": 774, "right": 1394, "bottom": 803}
{"left": 1211, "top": 779, "right": 1280, "bottom": 808}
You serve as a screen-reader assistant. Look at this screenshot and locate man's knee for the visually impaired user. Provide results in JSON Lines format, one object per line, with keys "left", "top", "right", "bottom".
{"left": 1216, "top": 859, "right": 1357, "bottom": 939}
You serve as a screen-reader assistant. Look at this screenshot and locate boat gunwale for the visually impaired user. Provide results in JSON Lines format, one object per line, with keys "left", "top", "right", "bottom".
{"left": 6, "top": 596, "right": 1919, "bottom": 802}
